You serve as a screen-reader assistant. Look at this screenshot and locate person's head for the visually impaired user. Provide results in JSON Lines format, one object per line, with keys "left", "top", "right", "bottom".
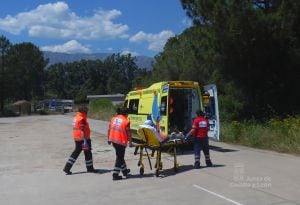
{"left": 144, "top": 120, "right": 154, "bottom": 126}
{"left": 116, "top": 107, "right": 121, "bottom": 115}
{"left": 78, "top": 105, "right": 88, "bottom": 114}
{"left": 119, "top": 107, "right": 129, "bottom": 116}
{"left": 196, "top": 110, "right": 205, "bottom": 117}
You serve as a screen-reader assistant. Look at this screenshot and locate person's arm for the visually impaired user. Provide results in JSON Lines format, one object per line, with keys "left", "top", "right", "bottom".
{"left": 79, "top": 119, "right": 87, "bottom": 140}
{"left": 186, "top": 119, "right": 197, "bottom": 138}
{"left": 186, "top": 126, "right": 196, "bottom": 137}
{"left": 126, "top": 122, "right": 132, "bottom": 146}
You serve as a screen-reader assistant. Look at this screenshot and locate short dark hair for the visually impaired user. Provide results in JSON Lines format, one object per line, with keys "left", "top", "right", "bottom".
{"left": 196, "top": 110, "right": 205, "bottom": 116}
{"left": 78, "top": 105, "right": 88, "bottom": 113}
{"left": 116, "top": 107, "right": 121, "bottom": 115}
{"left": 119, "top": 107, "right": 129, "bottom": 115}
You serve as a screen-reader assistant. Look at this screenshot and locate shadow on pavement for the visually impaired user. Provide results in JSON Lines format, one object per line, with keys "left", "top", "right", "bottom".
{"left": 126, "top": 173, "right": 155, "bottom": 179}
{"left": 71, "top": 168, "right": 112, "bottom": 175}
{"left": 209, "top": 145, "right": 238, "bottom": 152}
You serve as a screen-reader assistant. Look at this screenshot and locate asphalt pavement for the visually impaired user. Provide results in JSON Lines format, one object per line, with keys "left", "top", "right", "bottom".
{"left": 0, "top": 114, "right": 299, "bottom": 205}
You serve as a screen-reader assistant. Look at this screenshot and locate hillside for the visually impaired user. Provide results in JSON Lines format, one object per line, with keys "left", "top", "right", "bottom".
{"left": 43, "top": 51, "right": 154, "bottom": 70}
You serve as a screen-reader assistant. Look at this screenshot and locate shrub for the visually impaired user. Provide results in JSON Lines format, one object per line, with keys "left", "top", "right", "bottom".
{"left": 88, "top": 99, "right": 116, "bottom": 121}
{"left": 221, "top": 116, "right": 300, "bottom": 154}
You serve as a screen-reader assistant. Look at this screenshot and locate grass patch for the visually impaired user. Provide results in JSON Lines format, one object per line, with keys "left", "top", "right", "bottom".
{"left": 87, "top": 99, "right": 121, "bottom": 121}
{"left": 221, "top": 116, "right": 300, "bottom": 154}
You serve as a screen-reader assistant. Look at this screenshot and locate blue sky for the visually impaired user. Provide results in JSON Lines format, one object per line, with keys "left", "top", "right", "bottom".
{"left": 0, "top": 0, "right": 192, "bottom": 57}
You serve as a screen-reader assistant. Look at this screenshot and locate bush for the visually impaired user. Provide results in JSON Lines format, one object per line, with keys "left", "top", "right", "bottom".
{"left": 88, "top": 99, "right": 116, "bottom": 121}
{"left": 221, "top": 116, "right": 300, "bottom": 154}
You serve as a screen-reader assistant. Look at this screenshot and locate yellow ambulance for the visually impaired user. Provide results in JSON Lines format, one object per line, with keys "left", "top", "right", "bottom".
{"left": 124, "top": 81, "right": 220, "bottom": 142}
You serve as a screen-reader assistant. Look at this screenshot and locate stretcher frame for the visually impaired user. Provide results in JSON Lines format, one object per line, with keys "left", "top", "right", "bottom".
{"left": 133, "top": 127, "right": 184, "bottom": 177}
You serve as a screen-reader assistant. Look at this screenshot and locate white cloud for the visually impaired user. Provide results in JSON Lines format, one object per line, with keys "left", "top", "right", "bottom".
{"left": 121, "top": 49, "right": 138, "bottom": 56}
{"left": 0, "top": 1, "right": 129, "bottom": 39}
{"left": 130, "top": 30, "right": 175, "bottom": 52}
{"left": 41, "top": 40, "right": 91, "bottom": 53}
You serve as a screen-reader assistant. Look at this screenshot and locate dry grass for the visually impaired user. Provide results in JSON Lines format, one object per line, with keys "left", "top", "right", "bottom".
{"left": 221, "top": 116, "right": 300, "bottom": 154}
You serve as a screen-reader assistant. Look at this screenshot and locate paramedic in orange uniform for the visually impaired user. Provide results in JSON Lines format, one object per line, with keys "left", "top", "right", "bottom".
{"left": 63, "top": 105, "right": 96, "bottom": 175}
{"left": 108, "top": 107, "right": 132, "bottom": 180}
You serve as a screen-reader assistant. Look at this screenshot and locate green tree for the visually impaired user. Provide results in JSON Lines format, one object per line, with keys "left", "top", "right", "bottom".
{"left": 6, "top": 43, "right": 48, "bottom": 101}
{"left": 178, "top": 0, "right": 300, "bottom": 119}
{"left": 105, "top": 53, "right": 138, "bottom": 94}
{"left": 0, "top": 35, "right": 11, "bottom": 114}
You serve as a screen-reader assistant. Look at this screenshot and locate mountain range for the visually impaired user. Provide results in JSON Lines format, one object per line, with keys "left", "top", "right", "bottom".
{"left": 43, "top": 51, "right": 154, "bottom": 70}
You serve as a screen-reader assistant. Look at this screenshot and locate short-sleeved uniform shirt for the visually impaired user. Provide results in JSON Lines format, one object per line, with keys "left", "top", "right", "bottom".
{"left": 192, "top": 116, "right": 209, "bottom": 138}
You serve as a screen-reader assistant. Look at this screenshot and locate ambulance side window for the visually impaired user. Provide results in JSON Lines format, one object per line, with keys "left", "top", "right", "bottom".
{"left": 128, "top": 99, "right": 139, "bottom": 114}
{"left": 160, "top": 96, "right": 167, "bottom": 116}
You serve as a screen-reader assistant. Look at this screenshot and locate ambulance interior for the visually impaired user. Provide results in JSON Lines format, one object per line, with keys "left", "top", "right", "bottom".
{"left": 167, "top": 88, "right": 200, "bottom": 136}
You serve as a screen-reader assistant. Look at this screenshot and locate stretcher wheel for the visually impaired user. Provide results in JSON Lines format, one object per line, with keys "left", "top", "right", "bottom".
{"left": 174, "top": 163, "right": 179, "bottom": 172}
{"left": 154, "top": 162, "right": 163, "bottom": 169}
{"left": 139, "top": 167, "right": 144, "bottom": 175}
{"left": 155, "top": 170, "right": 159, "bottom": 177}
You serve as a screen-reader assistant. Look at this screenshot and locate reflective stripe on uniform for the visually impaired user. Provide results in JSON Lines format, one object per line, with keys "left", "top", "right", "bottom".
{"left": 86, "top": 159, "right": 93, "bottom": 166}
{"left": 73, "top": 128, "right": 82, "bottom": 130}
{"left": 67, "top": 157, "right": 76, "bottom": 165}
{"left": 113, "top": 166, "right": 121, "bottom": 174}
{"left": 110, "top": 127, "right": 127, "bottom": 134}
{"left": 120, "top": 164, "right": 127, "bottom": 171}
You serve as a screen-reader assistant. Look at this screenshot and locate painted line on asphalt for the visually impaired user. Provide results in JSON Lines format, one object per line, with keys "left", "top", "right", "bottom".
{"left": 193, "top": 184, "right": 244, "bottom": 205}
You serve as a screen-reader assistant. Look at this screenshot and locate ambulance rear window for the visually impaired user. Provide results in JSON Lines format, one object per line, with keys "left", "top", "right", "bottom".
{"left": 128, "top": 99, "right": 139, "bottom": 114}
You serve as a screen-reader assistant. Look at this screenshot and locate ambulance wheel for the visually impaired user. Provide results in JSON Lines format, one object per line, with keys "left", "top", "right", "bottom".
{"left": 139, "top": 167, "right": 144, "bottom": 175}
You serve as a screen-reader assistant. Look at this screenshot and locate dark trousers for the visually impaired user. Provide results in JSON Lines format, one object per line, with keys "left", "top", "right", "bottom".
{"left": 194, "top": 137, "right": 211, "bottom": 164}
{"left": 112, "top": 143, "right": 127, "bottom": 176}
{"left": 64, "top": 139, "right": 94, "bottom": 171}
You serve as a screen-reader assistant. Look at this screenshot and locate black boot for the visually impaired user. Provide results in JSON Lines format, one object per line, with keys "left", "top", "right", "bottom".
{"left": 87, "top": 166, "right": 97, "bottom": 173}
{"left": 122, "top": 169, "right": 130, "bottom": 177}
{"left": 206, "top": 159, "right": 213, "bottom": 167}
{"left": 194, "top": 161, "right": 200, "bottom": 169}
{"left": 63, "top": 163, "right": 73, "bottom": 175}
{"left": 113, "top": 173, "right": 122, "bottom": 181}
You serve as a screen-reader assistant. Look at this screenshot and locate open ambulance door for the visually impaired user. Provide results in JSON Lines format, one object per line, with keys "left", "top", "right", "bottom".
{"left": 203, "top": 84, "right": 220, "bottom": 141}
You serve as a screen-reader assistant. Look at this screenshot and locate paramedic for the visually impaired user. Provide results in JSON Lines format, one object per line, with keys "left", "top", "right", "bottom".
{"left": 186, "top": 110, "right": 213, "bottom": 169}
{"left": 63, "top": 105, "right": 96, "bottom": 175}
{"left": 108, "top": 107, "right": 132, "bottom": 180}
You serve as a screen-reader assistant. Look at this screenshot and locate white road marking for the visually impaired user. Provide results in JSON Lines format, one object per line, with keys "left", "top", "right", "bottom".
{"left": 193, "top": 184, "right": 244, "bottom": 205}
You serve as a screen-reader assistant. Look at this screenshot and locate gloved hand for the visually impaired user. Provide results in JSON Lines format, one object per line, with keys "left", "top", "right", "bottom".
{"left": 82, "top": 139, "right": 90, "bottom": 151}
{"left": 107, "top": 140, "right": 111, "bottom": 145}
{"left": 129, "top": 142, "right": 134, "bottom": 147}
{"left": 184, "top": 134, "right": 190, "bottom": 140}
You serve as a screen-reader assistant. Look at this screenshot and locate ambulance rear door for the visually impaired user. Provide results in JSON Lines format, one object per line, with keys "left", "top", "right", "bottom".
{"left": 203, "top": 84, "right": 220, "bottom": 141}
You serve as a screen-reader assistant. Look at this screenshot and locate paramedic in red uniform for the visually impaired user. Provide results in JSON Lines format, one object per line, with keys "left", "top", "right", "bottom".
{"left": 63, "top": 105, "right": 96, "bottom": 175}
{"left": 186, "top": 110, "right": 213, "bottom": 169}
{"left": 108, "top": 107, "right": 132, "bottom": 180}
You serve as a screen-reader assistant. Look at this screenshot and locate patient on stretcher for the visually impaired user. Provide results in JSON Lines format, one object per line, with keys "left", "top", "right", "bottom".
{"left": 138, "top": 120, "right": 168, "bottom": 143}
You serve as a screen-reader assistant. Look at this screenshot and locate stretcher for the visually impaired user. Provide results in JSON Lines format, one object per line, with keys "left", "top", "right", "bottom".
{"left": 132, "top": 126, "right": 186, "bottom": 177}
